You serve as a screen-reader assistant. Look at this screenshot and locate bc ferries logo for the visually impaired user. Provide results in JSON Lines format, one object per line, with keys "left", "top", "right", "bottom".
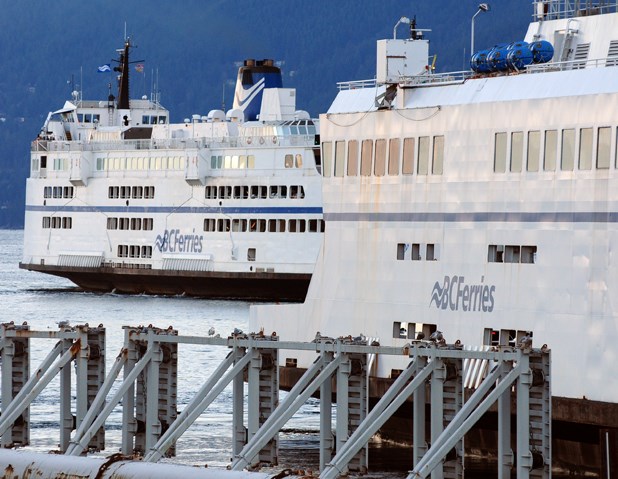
{"left": 430, "top": 275, "right": 496, "bottom": 312}
{"left": 155, "top": 229, "right": 203, "bottom": 254}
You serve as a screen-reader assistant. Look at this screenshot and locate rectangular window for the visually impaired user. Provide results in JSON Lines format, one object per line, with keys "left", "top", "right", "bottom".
{"left": 418, "top": 136, "right": 430, "bottom": 175}
{"left": 131, "top": 218, "right": 142, "bottom": 230}
{"left": 396, "top": 243, "right": 407, "bottom": 260}
{"left": 108, "top": 186, "right": 119, "bottom": 199}
{"left": 120, "top": 186, "right": 131, "bottom": 199}
{"left": 521, "top": 245, "right": 537, "bottom": 264}
{"left": 232, "top": 219, "right": 247, "bottom": 232}
{"left": 488, "top": 245, "right": 504, "bottom": 263}
{"left": 432, "top": 135, "right": 444, "bottom": 175}
{"left": 284, "top": 154, "right": 294, "bottom": 168}
{"left": 322, "top": 142, "right": 332, "bottom": 177}
{"left": 288, "top": 219, "right": 297, "bottom": 233}
{"left": 504, "top": 245, "right": 521, "bottom": 263}
{"left": 268, "top": 219, "right": 278, "bottom": 233}
{"left": 205, "top": 186, "right": 216, "bottom": 199}
{"left": 426, "top": 243, "right": 436, "bottom": 261}
{"left": 204, "top": 218, "right": 215, "bottom": 232}
{"left": 347, "top": 140, "right": 359, "bottom": 176}
{"left": 143, "top": 218, "right": 153, "bottom": 230}
{"left": 132, "top": 186, "right": 143, "bottom": 199}
{"left": 411, "top": 243, "right": 421, "bottom": 261}
{"left": 544, "top": 130, "right": 557, "bottom": 171}
{"left": 334, "top": 141, "right": 346, "bottom": 177}
{"left": 247, "top": 248, "right": 256, "bottom": 262}
{"left": 494, "top": 132, "right": 507, "bottom": 173}
{"left": 374, "top": 139, "right": 387, "bottom": 176}
{"left": 360, "top": 139, "right": 373, "bottom": 176}
{"left": 217, "top": 219, "right": 230, "bottom": 232}
{"left": 527, "top": 131, "right": 540, "bottom": 172}
{"left": 388, "top": 138, "right": 400, "bottom": 176}
{"left": 144, "top": 186, "right": 155, "bottom": 199}
{"left": 308, "top": 219, "right": 319, "bottom": 232}
{"left": 43, "top": 186, "right": 52, "bottom": 198}
{"left": 510, "top": 132, "right": 523, "bottom": 172}
{"left": 402, "top": 138, "right": 415, "bottom": 175}
{"left": 579, "top": 128, "right": 593, "bottom": 170}
{"left": 42, "top": 217, "right": 50, "bottom": 228}
{"left": 119, "top": 218, "right": 130, "bottom": 230}
{"left": 129, "top": 245, "right": 140, "bottom": 258}
{"left": 561, "top": 129, "right": 575, "bottom": 171}
{"left": 62, "top": 217, "right": 72, "bottom": 229}
{"left": 141, "top": 246, "right": 152, "bottom": 258}
{"left": 597, "top": 126, "right": 611, "bottom": 169}
{"left": 107, "top": 217, "right": 118, "bottom": 230}
{"left": 295, "top": 154, "right": 303, "bottom": 168}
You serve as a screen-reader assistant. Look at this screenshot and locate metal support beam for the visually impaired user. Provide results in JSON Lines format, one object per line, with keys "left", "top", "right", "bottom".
{"left": 516, "top": 355, "right": 532, "bottom": 479}
{"left": 320, "top": 358, "right": 437, "bottom": 479}
{"left": 320, "top": 352, "right": 334, "bottom": 471}
{"left": 144, "top": 349, "right": 251, "bottom": 462}
{"left": 0, "top": 342, "right": 77, "bottom": 439}
{"left": 59, "top": 338, "right": 73, "bottom": 452}
{"left": 498, "top": 376, "right": 513, "bottom": 479}
{"left": 231, "top": 353, "right": 342, "bottom": 471}
{"left": 66, "top": 347, "right": 155, "bottom": 456}
{"left": 410, "top": 362, "right": 523, "bottom": 478}
{"left": 232, "top": 346, "right": 247, "bottom": 456}
{"left": 413, "top": 356, "right": 428, "bottom": 468}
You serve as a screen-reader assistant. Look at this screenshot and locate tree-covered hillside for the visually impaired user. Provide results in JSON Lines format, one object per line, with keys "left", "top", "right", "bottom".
{"left": 0, "top": 0, "right": 529, "bottom": 227}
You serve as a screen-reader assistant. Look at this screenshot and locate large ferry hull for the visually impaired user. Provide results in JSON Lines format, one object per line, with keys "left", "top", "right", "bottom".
{"left": 20, "top": 262, "right": 311, "bottom": 301}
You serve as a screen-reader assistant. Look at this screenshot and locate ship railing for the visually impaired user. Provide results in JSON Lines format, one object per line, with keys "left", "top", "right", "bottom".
{"left": 526, "top": 56, "right": 618, "bottom": 72}
{"left": 532, "top": 0, "right": 618, "bottom": 20}
{"left": 31, "top": 135, "right": 318, "bottom": 153}
{"left": 399, "top": 70, "right": 473, "bottom": 86}
{"left": 337, "top": 71, "right": 474, "bottom": 91}
{"left": 337, "top": 79, "right": 378, "bottom": 91}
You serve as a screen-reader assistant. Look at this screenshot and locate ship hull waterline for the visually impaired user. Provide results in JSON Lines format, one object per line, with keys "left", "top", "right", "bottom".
{"left": 19, "top": 263, "right": 311, "bottom": 301}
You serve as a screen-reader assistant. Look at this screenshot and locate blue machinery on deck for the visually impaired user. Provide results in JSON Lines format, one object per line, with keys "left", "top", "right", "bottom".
{"left": 0, "top": 322, "right": 551, "bottom": 479}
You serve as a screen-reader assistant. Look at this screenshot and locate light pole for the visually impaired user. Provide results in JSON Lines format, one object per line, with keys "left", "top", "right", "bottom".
{"left": 471, "top": 3, "right": 490, "bottom": 57}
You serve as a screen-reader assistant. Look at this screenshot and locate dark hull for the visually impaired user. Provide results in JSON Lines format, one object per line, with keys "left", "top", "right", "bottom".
{"left": 19, "top": 263, "right": 311, "bottom": 302}
{"left": 279, "top": 366, "right": 618, "bottom": 477}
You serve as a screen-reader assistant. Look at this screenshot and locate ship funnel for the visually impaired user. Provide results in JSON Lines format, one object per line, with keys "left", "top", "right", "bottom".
{"left": 233, "top": 59, "right": 283, "bottom": 121}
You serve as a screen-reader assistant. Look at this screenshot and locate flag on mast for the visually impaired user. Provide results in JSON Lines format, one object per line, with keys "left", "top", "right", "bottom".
{"left": 97, "top": 64, "right": 112, "bottom": 73}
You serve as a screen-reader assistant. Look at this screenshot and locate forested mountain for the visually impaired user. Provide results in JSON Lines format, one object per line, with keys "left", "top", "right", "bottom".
{"left": 0, "top": 0, "right": 529, "bottom": 227}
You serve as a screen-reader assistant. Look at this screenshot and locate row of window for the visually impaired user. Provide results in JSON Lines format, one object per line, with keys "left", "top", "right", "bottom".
{"left": 43, "top": 186, "right": 74, "bottom": 199}
{"left": 77, "top": 113, "right": 101, "bottom": 124}
{"left": 107, "top": 217, "right": 154, "bottom": 231}
{"left": 210, "top": 155, "right": 256, "bottom": 170}
{"left": 494, "top": 126, "right": 618, "bottom": 173}
{"left": 322, "top": 135, "right": 445, "bottom": 178}
{"left": 97, "top": 156, "right": 187, "bottom": 172}
{"left": 488, "top": 245, "right": 537, "bottom": 264}
{"left": 108, "top": 186, "right": 155, "bottom": 199}
{"left": 117, "top": 245, "right": 153, "bottom": 259}
{"left": 42, "top": 216, "right": 72, "bottom": 229}
{"left": 484, "top": 328, "right": 532, "bottom": 347}
{"left": 204, "top": 185, "right": 305, "bottom": 200}
{"left": 396, "top": 243, "right": 439, "bottom": 261}
{"left": 396, "top": 243, "right": 538, "bottom": 264}
{"left": 204, "top": 218, "right": 325, "bottom": 233}
{"left": 392, "top": 322, "right": 438, "bottom": 340}
{"left": 141, "top": 115, "right": 167, "bottom": 125}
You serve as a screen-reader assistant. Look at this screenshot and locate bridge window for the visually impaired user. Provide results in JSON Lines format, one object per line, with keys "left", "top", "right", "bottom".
{"left": 432, "top": 135, "right": 444, "bottom": 175}
{"left": 544, "top": 130, "right": 557, "bottom": 171}
{"left": 374, "top": 139, "right": 387, "bottom": 176}
{"left": 334, "top": 141, "right": 346, "bottom": 177}
{"left": 579, "top": 128, "right": 593, "bottom": 170}
{"left": 322, "top": 142, "right": 332, "bottom": 177}
{"left": 388, "top": 138, "right": 400, "bottom": 175}
{"left": 561, "top": 129, "right": 575, "bottom": 171}
{"left": 360, "top": 140, "right": 373, "bottom": 176}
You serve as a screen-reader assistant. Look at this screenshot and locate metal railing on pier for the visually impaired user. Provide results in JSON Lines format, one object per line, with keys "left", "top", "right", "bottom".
{"left": 0, "top": 322, "right": 551, "bottom": 479}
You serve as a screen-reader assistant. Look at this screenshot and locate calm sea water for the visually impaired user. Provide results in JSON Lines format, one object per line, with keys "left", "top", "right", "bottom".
{"left": 0, "top": 229, "right": 325, "bottom": 470}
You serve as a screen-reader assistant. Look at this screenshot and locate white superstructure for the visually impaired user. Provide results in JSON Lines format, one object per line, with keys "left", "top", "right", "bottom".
{"left": 21, "top": 42, "right": 323, "bottom": 301}
{"left": 251, "top": 1, "right": 618, "bottom": 469}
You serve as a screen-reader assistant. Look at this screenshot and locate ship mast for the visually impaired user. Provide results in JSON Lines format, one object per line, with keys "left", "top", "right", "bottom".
{"left": 114, "top": 39, "right": 131, "bottom": 110}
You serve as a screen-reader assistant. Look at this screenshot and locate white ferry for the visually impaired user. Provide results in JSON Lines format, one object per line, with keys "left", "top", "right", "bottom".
{"left": 20, "top": 40, "right": 324, "bottom": 301}
{"left": 251, "top": 0, "right": 618, "bottom": 472}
